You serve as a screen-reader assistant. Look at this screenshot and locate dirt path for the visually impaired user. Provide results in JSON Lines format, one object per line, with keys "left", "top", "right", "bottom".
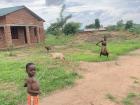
{"left": 40, "top": 49, "right": 140, "bottom": 105}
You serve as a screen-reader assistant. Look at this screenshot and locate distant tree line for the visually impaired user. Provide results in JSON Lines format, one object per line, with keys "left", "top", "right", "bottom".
{"left": 47, "top": 5, "right": 81, "bottom": 35}
{"left": 85, "top": 18, "right": 101, "bottom": 29}
{"left": 47, "top": 6, "right": 140, "bottom": 36}
{"left": 106, "top": 20, "right": 140, "bottom": 34}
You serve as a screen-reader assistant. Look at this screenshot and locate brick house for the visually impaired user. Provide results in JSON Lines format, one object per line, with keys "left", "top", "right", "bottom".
{"left": 0, "top": 6, "right": 45, "bottom": 48}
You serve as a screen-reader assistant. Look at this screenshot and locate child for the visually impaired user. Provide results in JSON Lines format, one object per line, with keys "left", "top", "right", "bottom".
{"left": 24, "top": 63, "right": 40, "bottom": 105}
{"left": 96, "top": 35, "right": 109, "bottom": 57}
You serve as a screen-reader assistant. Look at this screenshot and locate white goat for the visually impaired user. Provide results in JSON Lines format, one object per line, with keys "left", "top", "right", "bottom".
{"left": 50, "top": 53, "right": 65, "bottom": 60}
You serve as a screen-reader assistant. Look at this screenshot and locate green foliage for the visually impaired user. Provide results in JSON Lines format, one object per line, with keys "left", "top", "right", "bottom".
{"left": 128, "top": 27, "right": 135, "bottom": 33}
{"left": 106, "top": 93, "right": 118, "bottom": 103}
{"left": 125, "top": 20, "right": 133, "bottom": 30}
{"left": 85, "top": 23, "right": 96, "bottom": 29}
{"left": 106, "top": 25, "right": 117, "bottom": 31}
{"left": 107, "top": 20, "right": 125, "bottom": 31}
{"left": 57, "top": 4, "right": 72, "bottom": 31}
{"left": 116, "top": 20, "right": 125, "bottom": 30}
{"left": 47, "top": 4, "right": 72, "bottom": 36}
{"left": 63, "top": 22, "right": 80, "bottom": 35}
{"left": 47, "top": 23, "right": 62, "bottom": 35}
{"left": 132, "top": 24, "right": 140, "bottom": 34}
{"left": 122, "top": 93, "right": 137, "bottom": 105}
{"left": 95, "top": 18, "right": 100, "bottom": 29}
{"left": 117, "top": 20, "right": 124, "bottom": 27}
{"left": 45, "top": 35, "right": 74, "bottom": 46}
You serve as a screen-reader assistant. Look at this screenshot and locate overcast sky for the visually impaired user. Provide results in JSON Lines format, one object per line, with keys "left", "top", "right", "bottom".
{"left": 0, "top": 0, "right": 140, "bottom": 29}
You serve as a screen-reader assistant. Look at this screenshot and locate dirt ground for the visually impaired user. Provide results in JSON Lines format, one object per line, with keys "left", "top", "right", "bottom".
{"left": 40, "top": 49, "right": 140, "bottom": 105}
{"left": 75, "top": 31, "right": 139, "bottom": 43}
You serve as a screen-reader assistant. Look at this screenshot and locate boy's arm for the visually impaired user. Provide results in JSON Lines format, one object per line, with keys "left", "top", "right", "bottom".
{"left": 24, "top": 79, "right": 27, "bottom": 87}
{"left": 27, "top": 79, "right": 40, "bottom": 94}
{"left": 24, "top": 82, "right": 27, "bottom": 87}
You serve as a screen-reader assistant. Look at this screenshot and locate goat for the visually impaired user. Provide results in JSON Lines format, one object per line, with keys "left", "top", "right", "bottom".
{"left": 50, "top": 52, "right": 65, "bottom": 60}
{"left": 45, "top": 46, "right": 51, "bottom": 53}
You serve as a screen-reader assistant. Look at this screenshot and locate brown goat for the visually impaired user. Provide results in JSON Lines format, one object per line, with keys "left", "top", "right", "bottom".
{"left": 45, "top": 46, "right": 51, "bottom": 53}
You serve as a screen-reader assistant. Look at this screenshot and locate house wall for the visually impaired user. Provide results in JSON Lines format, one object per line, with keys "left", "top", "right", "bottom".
{"left": 29, "top": 27, "right": 38, "bottom": 43}
{"left": 38, "top": 21, "right": 45, "bottom": 41}
{"left": 0, "top": 16, "right": 6, "bottom": 24}
{"left": 0, "top": 8, "right": 45, "bottom": 48}
{"left": 39, "top": 27, "right": 45, "bottom": 41}
{"left": 5, "top": 8, "right": 45, "bottom": 43}
{"left": 6, "top": 9, "right": 43, "bottom": 25}
{"left": 0, "top": 27, "right": 6, "bottom": 48}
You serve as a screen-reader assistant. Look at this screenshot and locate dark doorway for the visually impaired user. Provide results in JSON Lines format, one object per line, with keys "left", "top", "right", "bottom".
{"left": 11, "top": 26, "right": 28, "bottom": 45}
{"left": 11, "top": 26, "right": 18, "bottom": 39}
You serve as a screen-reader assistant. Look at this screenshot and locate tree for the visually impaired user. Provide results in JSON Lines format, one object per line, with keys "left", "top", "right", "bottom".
{"left": 95, "top": 19, "right": 100, "bottom": 29}
{"left": 47, "top": 23, "right": 62, "bottom": 35}
{"left": 57, "top": 4, "right": 72, "bottom": 31}
{"left": 106, "top": 25, "right": 117, "bottom": 31}
{"left": 63, "top": 22, "right": 80, "bottom": 35}
{"left": 117, "top": 20, "right": 123, "bottom": 27}
{"left": 47, "top": 4, "right": 72, "bottom": 35}
{"left": 125, "top": 20, "right": 133, "bottom": 30}
{"left": 85, "top": 23, "right": 96, "bottom": 29}
{"left": 116, "top": 20, "right": 124, "bottom": 30}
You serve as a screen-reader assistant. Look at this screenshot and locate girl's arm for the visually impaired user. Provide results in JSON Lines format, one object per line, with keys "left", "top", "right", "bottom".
{"left": 96, "top": 40, "right": 102, "bottom": 47}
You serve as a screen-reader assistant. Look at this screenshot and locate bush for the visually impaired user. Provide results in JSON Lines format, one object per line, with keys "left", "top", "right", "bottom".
{"left": 125, "top": 20, "right": 133, "bottom": 30}
{"left": 95, "top": 18, "right": 100, "bottom": 29}
{"left": 63, "top": 22, "right": 80, "bottom": 35}
{"left": 128, "top": 27, "right": 135, "bottom": 33}
{"left": 47, "top": 23, "right": 62, "bottom": 35}
{"left": 106, "top": 25, "right": 117, "bottom": 31}
{"left": 85, "top": 23, "right": 96, "bottom": 29}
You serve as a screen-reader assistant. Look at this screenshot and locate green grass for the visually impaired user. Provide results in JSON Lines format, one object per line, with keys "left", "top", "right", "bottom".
{"left": 106, "top": 92, "right": 140, "bottom": 105}
{"left": 106, "top": 93, "right": 118, "bottom": 103}
{"left": 66, "top": 39, "right": 140, "bottom": 62}
{"left": 45, "top": 35, "right": 74, "bottom": 46}
{"left": 0, "top": 47, "right": 78, "bottom": 105}
{"left": 1, "top": 32, "right": 140, "bottom": 105}
{"left": 44, "top": 34, "right": 140, "bottom": 62}
{"left": 108, "top": 40, "right": 140, "bottom": 55}
{"left": 66, "top": 52, "right": 111, "bottom": 62}
{"left": 122, "top": 93, "right": 138, "bottom": 105}
{"left": 133, "top": 24, "right": 140, "bottom": 34}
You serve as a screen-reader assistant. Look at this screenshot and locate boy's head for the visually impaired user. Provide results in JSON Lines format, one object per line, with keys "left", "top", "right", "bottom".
{"left": 26, "top": 63, "right": 36, "bottom": 77}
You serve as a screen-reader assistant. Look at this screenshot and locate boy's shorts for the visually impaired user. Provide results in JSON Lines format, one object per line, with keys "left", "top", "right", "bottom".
{"left": 27, "top": 95, "right": 39, "bottom": 105}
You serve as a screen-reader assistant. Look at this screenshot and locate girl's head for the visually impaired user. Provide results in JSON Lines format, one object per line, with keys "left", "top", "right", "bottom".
{"left": 103, "top": 36, "right": 107, "bottom": 41}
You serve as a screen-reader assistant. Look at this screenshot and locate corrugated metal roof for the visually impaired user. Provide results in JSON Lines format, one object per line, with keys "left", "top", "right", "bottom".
{"left": 0, "top": 6, "right": 45, "bottom": 21}
{"left": 84, "top": 28, "right": 106, "bottom": 32}
{"left": 0, "top": 6, "right": 24, "bottom": 16}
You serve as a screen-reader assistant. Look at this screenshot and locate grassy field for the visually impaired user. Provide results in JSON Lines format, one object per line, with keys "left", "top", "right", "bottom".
{"left": 0, "top": 32, "right": 140, "bottom": 105}
{"left": 0, "top": 45, "right": 78, "bottom": 105}
{"left": 67, "top": 39, "right": 140, "bottom": 62}
{"left": 48, "top": 34, "right": 140, "bottom": 62}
